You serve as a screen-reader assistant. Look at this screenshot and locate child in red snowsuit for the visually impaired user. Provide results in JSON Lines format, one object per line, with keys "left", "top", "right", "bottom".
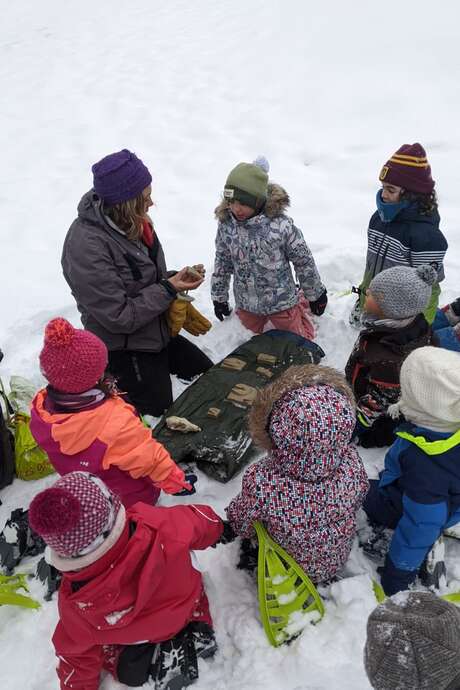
{"left": 29, "top": 471, "right": 223, "bottom": 690}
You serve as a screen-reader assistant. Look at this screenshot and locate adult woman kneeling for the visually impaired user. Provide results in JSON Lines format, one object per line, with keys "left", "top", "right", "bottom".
{"left": 61, "top": 149, "right": 212, "bottom": 416}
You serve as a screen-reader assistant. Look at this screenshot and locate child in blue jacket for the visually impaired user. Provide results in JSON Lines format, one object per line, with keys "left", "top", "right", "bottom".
{"left": 432, "top": 297, "right": 460, "bottom": 352}
{"left": 363, "top": 346, "right": 460, "bottom": 595}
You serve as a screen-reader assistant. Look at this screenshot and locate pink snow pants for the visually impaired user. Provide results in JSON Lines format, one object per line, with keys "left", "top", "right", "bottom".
{"left": 236, "top": 294, "right": 315, "bottom": 340}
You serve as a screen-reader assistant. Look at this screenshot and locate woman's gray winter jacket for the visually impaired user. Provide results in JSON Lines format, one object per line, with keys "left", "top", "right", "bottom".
{"left": 61, "top": 191, "right": 174, "bottom": 352}
{"left": 211, "top": 184, "right": 325, "bottom": 315}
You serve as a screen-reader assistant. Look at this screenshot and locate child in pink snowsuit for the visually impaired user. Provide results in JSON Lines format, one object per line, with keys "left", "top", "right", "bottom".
{"left": 30, "top": 318, "right": 192, "bottom": 509}
{"left": 211, "top": 157, "right": 327, "bottom": 340}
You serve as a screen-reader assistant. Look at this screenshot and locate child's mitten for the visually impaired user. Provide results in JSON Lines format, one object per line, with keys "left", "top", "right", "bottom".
{"left": 173, "top": 472, "right": 198, "bottom": 496}
{"left": 155, "top": 465, "right": 192, "bottom": 494}
{"left": 309, "top": 289, "right": 328, "bottom": 316}
{"left": 213, "top": 301, "right": 232, "bottom": 322}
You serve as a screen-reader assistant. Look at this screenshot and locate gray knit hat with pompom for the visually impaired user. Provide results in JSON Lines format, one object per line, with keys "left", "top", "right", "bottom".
{"left": 368, "top": 264, "right": 437, "bottom": 319}
{"left": 365, "top": 592, "right": 460, "bottom": 690}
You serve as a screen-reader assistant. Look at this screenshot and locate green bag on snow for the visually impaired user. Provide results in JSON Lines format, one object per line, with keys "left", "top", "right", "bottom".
{"left": 14, "top": 413, "right": 54, "bottom": 481}
{"left": 4, "top": 376, "right": 55, "bottom": 481}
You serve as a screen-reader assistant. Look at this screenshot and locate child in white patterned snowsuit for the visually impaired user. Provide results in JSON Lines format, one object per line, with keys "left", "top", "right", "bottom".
{"left": 211, "top": 158, "right": 327, "bottom": 340}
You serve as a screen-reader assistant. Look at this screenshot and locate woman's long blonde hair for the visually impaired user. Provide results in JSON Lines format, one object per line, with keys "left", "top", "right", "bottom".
{"left": 105, "top": 192, "right": 146, "bottom": 242}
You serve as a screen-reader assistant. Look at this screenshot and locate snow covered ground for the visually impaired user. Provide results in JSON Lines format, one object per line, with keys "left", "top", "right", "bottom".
{"left": 1, "top": 1, "right": 460, "bottom": 688}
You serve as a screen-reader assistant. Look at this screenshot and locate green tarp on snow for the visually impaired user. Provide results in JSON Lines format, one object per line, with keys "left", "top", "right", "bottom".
{"left": 153, "top": 330, "right": 324, "bottom": 482}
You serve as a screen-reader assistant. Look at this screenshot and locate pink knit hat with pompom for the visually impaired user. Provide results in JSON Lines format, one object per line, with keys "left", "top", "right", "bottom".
{"left": 29, "top": 472, "right": 122, "bottom": 558}
{"left": 39, "top": 318, "right": 108, "bottom": 393}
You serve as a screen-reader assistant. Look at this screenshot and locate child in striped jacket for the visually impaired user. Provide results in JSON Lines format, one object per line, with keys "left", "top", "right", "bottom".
{"left": 351, "top": 143, "right": 447, "bottom": 327}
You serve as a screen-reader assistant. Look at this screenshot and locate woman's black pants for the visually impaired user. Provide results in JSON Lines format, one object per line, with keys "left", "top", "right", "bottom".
{"left": 108, "top": 335, "right": 213, "bottom": 417}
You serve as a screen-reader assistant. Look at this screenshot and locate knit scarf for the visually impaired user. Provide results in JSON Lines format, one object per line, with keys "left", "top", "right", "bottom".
{"left": 46, "top": 386, "right": 107, "bottom": 412}
{"left": 362, "top": 314, "right": 415, "bottom": 330}
{"left": 376, "top": 190, "right": 411, "bottom": 223}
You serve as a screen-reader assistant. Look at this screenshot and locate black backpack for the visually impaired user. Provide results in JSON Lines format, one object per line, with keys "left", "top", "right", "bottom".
{"left": 0, "top": 350, "right": 15, "bottom": 491}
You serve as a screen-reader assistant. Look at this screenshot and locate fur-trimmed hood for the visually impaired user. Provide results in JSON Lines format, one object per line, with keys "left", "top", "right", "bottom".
{"left": 214, "top": 182, "right": 290, "bottom": 222}
{"left": 249, "top": 364, "right": 356, "bottom": 452}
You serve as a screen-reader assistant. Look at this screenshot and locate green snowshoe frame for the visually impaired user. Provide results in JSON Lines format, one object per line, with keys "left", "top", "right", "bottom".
{"left": 0, "top": 573, "right": 40, "bottom": 609}
{"left": 372, "top": 578, "right": 460, "bottom": 607}
{"left": 254, "top": 521, "right": 324, "bottom": 646}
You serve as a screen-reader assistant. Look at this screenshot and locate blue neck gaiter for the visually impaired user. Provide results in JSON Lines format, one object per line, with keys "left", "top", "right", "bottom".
{"left": 376, "top": 190, "right": 411, "bottom": 223}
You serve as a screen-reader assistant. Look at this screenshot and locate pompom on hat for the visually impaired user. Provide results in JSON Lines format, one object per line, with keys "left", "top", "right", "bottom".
{"left": 379, "top": 143, "right": 435, "bottom": 194}
{"left": 29, "top": 472, "right": 124, "bottom": 567}
{"left": 92, "top": 149, "right": 152, "bottom": 206}
{"left": 39, "top": 318, "right": 108, "bottom": 394}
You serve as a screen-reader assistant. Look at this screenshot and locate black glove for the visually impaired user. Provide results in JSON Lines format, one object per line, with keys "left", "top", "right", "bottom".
{"left": 309, "top": 289, "right": 328, "bottom": 316}
{"left": 359, "top": 415, "right": 397, "bottom": 449}
{"left": 451, "top": 297, "right": 460, "bottom": 317}
{"left": 173, "top": 472, "right": 198, "bottom": 496}
{"left": 213, "top": 301, "right": 232, "bottom": 322}
{"left": 217, "top": 520, "right": 237, "bottom": 545}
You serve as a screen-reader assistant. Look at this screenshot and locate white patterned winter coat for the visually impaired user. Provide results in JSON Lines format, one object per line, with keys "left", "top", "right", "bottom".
{"left": 211, "top": 184, "right": 325, "bottom": 315}
{"left": 227, "top": 365, "right": 369, "bottom": 583}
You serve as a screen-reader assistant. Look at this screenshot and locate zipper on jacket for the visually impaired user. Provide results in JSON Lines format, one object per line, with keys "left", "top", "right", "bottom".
{"left": 131, "top": 355, "right": 142, "bottom": 382}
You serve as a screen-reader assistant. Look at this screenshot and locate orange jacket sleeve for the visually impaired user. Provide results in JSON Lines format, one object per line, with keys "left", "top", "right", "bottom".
{"left": 99, "top": 402, "right": 183, "bottom": 485}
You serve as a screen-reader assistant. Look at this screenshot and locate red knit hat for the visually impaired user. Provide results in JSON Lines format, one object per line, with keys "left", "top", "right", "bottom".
{"left": 379, "top": 143, "right": 435, "bottom": 194}
{"left": 39, "top": 318, "right": 108, "bottom": 393}
{"left": 29, "top": 472, "right": 122, "bottom": 557}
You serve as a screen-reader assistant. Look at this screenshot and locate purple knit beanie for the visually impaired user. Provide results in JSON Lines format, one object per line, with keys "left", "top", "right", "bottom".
{"left": 92, "top": 149, "right": 152, "bottom": 205}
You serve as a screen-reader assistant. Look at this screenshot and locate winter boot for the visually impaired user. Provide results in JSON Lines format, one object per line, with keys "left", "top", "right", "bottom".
{"left": 151, "top": 627, "right": 198, "bottom": 690}
{"left": 151, "top": 623, "right": 217, "bottom": 690}
{"left": 0, "top": 508, "right": 45, "bottom": 574}
{"left": 187, "top": 622, "right": 217, "bottom": 659}
{"left": 360, "top": 522, "right": 393, "bottom": 564}
{"left": 419, "top": 536, "right": 447, "bottom": 590}
{"left": 237, "top": 538, "right": 259, "bottom": 572}
{"left": 36, "top": 557, "right": 62, "bottom": 600}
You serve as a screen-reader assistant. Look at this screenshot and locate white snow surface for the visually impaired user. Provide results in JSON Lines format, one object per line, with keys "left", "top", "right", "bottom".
{"left": 1, "top": 1, "right": 460, "bottom": 688}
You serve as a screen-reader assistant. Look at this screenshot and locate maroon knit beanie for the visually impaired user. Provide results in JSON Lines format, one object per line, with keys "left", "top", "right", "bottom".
{"left": 29, "top": 472, "right": 122, "bottom": 557}
{"left": 379, "top": 143, "right": 435, "bottom": 194}
{"left": 39, "top": 318, "right": 108, "bottom": 394}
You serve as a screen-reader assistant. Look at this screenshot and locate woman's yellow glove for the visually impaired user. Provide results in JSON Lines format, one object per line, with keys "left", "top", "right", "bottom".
{"left": 183, "top": 303, "right": 212, "bottom": 336}
{"left": 167, "top": 296, "right": 189, "bottom": 338}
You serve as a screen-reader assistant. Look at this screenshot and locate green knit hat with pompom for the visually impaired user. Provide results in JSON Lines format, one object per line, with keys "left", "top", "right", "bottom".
{"left": 224, "top": 157, "right": 269, "bottom": 209}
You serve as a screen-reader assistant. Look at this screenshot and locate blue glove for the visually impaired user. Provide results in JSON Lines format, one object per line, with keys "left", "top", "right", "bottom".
{"left": 173, "top": 472, "right": 198, "bottom": 496}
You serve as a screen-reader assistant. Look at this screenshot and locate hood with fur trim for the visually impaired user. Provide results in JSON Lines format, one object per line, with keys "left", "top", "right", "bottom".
{"left": 215, "top": 182, "right": 290, "bottom": 222}
{"left": 249, "top": 364, "right": 355, "bottom": 451}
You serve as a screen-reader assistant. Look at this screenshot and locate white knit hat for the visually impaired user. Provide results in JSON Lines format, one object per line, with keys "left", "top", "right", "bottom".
{"left": 389, "top": 346, "right": 460, "bottom": 433}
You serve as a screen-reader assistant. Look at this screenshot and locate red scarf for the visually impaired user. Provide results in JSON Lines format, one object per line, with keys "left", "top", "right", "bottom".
{"left": 141, "top": 218, "right": 154, "bottom": 247}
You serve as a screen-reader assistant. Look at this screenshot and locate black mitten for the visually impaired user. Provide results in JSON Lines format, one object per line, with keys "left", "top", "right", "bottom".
{"left": 213, "top": 301, "right": 232, "bottom": 322}
{"left": 309, "top": 289, "right": 328, "bottom": 316}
